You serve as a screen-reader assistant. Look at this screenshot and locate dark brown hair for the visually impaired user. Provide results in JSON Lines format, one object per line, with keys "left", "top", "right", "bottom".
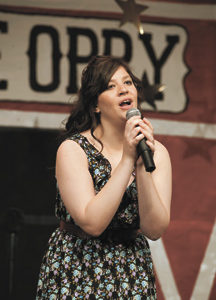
{"left": 63, "top": 55, "right": 143, "bottom": 144}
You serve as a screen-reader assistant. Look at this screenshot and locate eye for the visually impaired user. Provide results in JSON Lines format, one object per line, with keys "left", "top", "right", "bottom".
{"left": 107, "top": 84, "right": 115, "bottom": 90}
{"left": 125, "top": 80, "right": 133, "bottom": 85}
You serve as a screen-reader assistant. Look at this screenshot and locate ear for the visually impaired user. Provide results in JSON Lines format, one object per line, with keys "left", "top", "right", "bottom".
{"left": 95, "top": 106, "right": 100, "bottom": 113}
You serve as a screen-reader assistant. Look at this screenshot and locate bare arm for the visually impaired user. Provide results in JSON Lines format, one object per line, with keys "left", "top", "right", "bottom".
{"left": 56, "top": 139, "right": 135, "bottom": 236}
{"left": 136, "top": 141, "right": 172, "bottom": 240}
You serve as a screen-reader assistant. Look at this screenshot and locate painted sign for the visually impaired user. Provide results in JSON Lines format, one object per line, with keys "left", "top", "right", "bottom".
{"left": 0, "top": 12, "right": 188, "bottom": 112}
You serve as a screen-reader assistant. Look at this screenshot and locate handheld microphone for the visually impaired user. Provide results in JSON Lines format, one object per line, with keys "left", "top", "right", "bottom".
{"left": 126, "top": 108, "right": 156, "bottom": 173}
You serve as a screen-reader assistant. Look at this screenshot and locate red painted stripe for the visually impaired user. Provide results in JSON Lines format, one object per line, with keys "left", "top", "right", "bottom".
{"left": 1, "top": 5, "right": 127, "bottom": 19}
{"left": 209, "top": 275, "right": 216, "bottom": 300}
{"left": 151, "top": 0, "right": 216, "bottom": 4}
{"left": 0, "top": 101, "right": 72, "bottom": 113}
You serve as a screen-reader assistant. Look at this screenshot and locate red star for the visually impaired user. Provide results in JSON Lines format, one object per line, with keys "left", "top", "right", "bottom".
{"left": 115, "top": 0, "right": 148, "bottom": 34}
{"left": 183, "top": 138, "right": 216, "bottom": 162}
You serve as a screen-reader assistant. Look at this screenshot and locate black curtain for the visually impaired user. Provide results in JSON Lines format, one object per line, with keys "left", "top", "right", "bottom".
{"left": 0, "top": 127, "right": 60, "bottom": 299}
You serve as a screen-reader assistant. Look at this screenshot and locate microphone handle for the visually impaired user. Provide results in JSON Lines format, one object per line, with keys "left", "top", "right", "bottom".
{"left": 138, "top": 138, "right": 156, "bottom": 172}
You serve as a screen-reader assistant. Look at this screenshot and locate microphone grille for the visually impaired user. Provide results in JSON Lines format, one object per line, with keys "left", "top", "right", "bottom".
{"left": 126, "top": 108, "right": 141, "bottom": 120}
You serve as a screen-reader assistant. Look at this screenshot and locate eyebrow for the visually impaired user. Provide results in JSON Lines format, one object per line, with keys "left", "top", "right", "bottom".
{"left": 109, "top": 75, "right": 131, "bottom": 82}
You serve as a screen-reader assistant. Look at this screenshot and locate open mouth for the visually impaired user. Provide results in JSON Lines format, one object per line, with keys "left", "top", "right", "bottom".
{"left": 119, "top": 100, "right": 132, "bottom": 107}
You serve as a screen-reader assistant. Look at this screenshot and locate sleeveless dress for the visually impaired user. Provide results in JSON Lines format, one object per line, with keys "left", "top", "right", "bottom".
{"left": 36, "top": 133, "right": 156, "bottom": 300}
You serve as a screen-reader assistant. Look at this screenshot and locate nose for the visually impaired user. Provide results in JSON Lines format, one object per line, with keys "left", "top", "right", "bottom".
{"left": 118, "top": 83, "right": 128, "bottom": 95}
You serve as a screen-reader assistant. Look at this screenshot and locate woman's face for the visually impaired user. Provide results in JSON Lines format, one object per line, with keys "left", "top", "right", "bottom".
{"left": 96, "top": 66, "right": 138, "bottom": 123}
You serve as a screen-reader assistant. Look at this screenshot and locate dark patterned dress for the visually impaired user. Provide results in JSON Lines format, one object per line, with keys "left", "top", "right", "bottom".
{"left": 36, "top": 133, "right": 156, "bottom": 300}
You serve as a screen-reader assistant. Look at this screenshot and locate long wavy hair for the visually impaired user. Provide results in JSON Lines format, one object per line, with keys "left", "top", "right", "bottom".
{"left": 63, "top": 55, "right": 143, "bottom": 145}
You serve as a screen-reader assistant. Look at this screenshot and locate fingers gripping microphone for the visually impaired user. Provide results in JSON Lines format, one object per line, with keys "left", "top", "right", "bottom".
{"left": 126, "top": 108, "right": 156, "bottom": 173}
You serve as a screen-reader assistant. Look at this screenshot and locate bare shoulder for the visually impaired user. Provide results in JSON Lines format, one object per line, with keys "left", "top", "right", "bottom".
{"left": 154, "top": 140, "right": 171, "bottom": 164}
{"left": 155, "top": 140, "right": 169, "bottom": 153}
{"left": 56, "top": 138, "right": 87, "bottom": 164}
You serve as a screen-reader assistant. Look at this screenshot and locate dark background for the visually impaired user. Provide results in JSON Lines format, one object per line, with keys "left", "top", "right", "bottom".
{"left": 0, "top": 127, "right": 60, "bottom": 299}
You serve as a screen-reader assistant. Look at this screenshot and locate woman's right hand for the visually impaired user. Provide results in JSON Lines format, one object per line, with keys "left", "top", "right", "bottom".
{"left": 122, "top": 115, "right": 147, "bottom": 162}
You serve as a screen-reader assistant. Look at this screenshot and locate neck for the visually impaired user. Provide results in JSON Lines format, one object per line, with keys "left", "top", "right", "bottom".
{"left": 95, "top": 119, "right": 125, "bottom": 151}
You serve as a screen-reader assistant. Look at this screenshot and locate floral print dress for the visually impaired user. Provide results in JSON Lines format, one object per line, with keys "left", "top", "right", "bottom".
{"left": 36, "top": 133, "right": 156, "bottom": 300}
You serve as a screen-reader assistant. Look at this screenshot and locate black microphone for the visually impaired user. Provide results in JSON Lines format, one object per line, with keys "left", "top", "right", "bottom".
{"left": 126, "top": 108, "right": 156, "bottom": 173}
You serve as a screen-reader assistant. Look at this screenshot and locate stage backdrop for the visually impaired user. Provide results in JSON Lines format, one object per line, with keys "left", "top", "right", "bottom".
{"left": 0, "top": 0, "right": 215, "bottom": 299}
